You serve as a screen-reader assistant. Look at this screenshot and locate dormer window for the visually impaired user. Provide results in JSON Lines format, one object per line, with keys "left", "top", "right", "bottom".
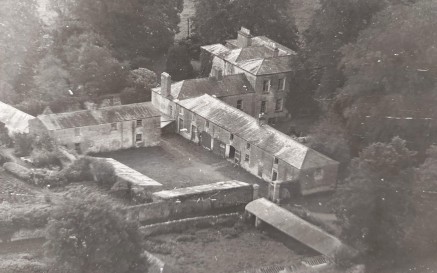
{"left": 263, "top": 79, "right": 271, "bottom": 92}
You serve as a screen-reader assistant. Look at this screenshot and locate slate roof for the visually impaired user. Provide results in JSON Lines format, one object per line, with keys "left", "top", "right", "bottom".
{"left": 245, "top": 198, "right": 357, "bottom": 259}
{"left": 0, "top": 101, "right": 34, "bottom": 134}
{"left": 226, "top": 35, "right": 297, "bottom": 55}
{"left": 152, "top": 74, "right": 254, "bottom": 100}
{"left": 177, "top": 94, "right": 337, "bottom": 170}
{"left": 237, "top": 55, "right": 296, "bottom": 75}
{"left": 37, "top": 102, "right": 160, "bottom": 130}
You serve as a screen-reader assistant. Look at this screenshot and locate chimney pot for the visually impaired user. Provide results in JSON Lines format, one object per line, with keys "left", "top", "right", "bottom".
{"left": 161, "top": 72, "right": 172, "bottom": 98}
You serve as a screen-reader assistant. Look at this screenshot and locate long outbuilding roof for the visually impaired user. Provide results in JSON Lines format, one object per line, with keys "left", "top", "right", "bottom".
{"left": 177, "top": 94, "right": 337, "bottom": 170}
{"left": 37, "top": 102, "right": 160, "bottom": 130}
{"left": 0, "top": 101, "right": 34, "bottom": 134}
{"left": 152, "top": 74, "right": 254, "bottom": 100}
{"left": 246, "top": 198, "right": 357, "bottom": 259}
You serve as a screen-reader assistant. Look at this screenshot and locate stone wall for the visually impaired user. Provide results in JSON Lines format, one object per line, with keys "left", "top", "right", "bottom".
{"left": 139, "top": 213, "right": 241, "bottom": 237}
{"left": 124, "top": 183, "right": 258, "bottom": 224}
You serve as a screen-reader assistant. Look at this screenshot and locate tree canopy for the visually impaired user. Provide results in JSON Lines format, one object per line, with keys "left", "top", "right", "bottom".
{"left": 45, "top": 197, "right": 148, "bottom": 273}
{"left": 335, "top": 137, "right": 416, "bottom": 257}
{"left": 192, "top": 0, "right": 299, "bottom": 51}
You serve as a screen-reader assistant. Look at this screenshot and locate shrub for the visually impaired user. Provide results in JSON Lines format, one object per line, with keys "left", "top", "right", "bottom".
{"left": 90, "top": 158, "right": 116, "bottom": 189}
{"left": 30, "top": 149, "right": 62, "bottom": 168}
{"left": 3, "top": 162, "right": 32, "bottom": 181}
{"left": 13, "top": 133, "right": 34, "bottom": 157}
{"left": 58, "top": 157, "right": 93, "bottom": 182}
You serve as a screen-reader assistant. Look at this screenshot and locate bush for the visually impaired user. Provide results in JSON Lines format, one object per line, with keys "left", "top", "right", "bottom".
{"left": 58, "top": 157, "right": 93, "bottom": 182}
{"left": 90, "top": 158, "right": 116, "bottom": 189}
{"left": 13, "top": 133, "right": 34, "bottom": 157}
{"left": 30, "top": 149, "right": 62, "bottom": 168}
{"left": 3, "top": 162, "right": 32, "bottom": 181}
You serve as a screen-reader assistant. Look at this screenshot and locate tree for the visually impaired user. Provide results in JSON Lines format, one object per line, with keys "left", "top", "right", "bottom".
{"left": 120, "top": 68, "right": 157, "bottom": 104}
{"left": 45, "top": 197, "right": 148, "bottom": 273}
{"left": 192, "top": 0, "right": 299, "bottom": 51}
{"left": 307, "top": 114, "right": 351, "bottom": 166}
{"left": 0, "top": 0, "right": 44, "bottom": 104}
{"left": 335, "top": 137, "right": 416, "bottom": 259}
{"left": 49, "top": 0, "right": 183, "bottom": 61}
{"left": 334, "top": 0, "right": 437, "bottom": 150}
{"left": 166, "top": 44, "right": 195, "bottom": 81}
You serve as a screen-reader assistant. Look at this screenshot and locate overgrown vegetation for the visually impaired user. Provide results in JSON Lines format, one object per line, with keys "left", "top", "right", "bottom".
{"left": 45, "top": 197, "right": 148, "bottom": 273}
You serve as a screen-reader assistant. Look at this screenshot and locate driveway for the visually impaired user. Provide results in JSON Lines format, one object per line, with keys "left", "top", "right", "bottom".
{"left": 98, "top": 134, "right": 268, "bottom": 195}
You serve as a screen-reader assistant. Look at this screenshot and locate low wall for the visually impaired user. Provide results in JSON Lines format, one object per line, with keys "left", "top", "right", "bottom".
{"left": 140, "top": 213, "right": 241, "bottom": 237}
{"left": 125, "top": 183, "right": 258, "bottom": 224}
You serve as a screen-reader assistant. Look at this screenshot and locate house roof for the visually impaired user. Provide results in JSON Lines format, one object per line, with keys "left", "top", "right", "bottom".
{"left": 37, "top": 102, "right": 160, "bottom": 130}
{"left": 236, "top": 55, "right": 296, "bottom": 75}
{"left": 178, "top": 94, "right": 337, "bottom": 170}
{"left": 0, "top": 101, "right": 34, "bottom": 134}
{"left": 225, "top": 35, "right": 296, "bottom": 56}
{"left": 245, "top": 198, "right": 357, "bottom": 259}
{"left": 152, "top": 74, "right": 254, "bottom": 100}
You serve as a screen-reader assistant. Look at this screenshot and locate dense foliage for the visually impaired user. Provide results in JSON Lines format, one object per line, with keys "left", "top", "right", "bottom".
{"left": 335, "top": 137, "right": 416, "bottom": 258}
{"left": 192, "top": 0, "right": 299, "bottom": 51}
{"left": 45, "top": 197, "right": 148, "bottom": 273}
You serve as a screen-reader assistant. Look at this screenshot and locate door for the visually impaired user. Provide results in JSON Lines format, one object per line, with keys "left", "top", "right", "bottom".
{"left": 201, "top": 132, "right": 212, "bottom": 150}
{"left": 228, "top": 145, "right": 236, "bottom": 159}
{"left": 191, "top": 125, "right": 196, "bottom": 141}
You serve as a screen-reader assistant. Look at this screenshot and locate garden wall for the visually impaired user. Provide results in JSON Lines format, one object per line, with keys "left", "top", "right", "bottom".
{"left": 124, "top": 181, "right": 258, "bottom": 225}
{"left": 139, "top": 213, "right": 241, "bottom": 237}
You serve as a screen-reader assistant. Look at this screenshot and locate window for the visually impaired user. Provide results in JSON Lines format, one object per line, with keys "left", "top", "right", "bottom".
{"left": 136, "top": 120, "right": 142, "bottom": 127}
{"left": 260, "top": 101, "right": 266, "bottom": 114}
{"left": 179, "top": 107, "right": 184, "bottom": 115}
{"left": 74, "top": 128, "right": 80, "bottom": 136}
{"left": 245, "top": 154, "right": 250, "bottom": 162}
{"left": 206, "top": 120, "right": 209, "bottom": 128}
{"left": 314, "top": 168, "right": 324, "bottom": 180}
{"left": 111, "top": 123, "right": 118, "bottom": 131}
{"left": 169, "top": 105, "right": 173, "bottom": 116}
{"left": 230, "top": 133, "right": 234, "bottom": 141}
{"left": 274, "top": 157, "right": 279, "bottom": 164}
{"left": 246, "top": 143, "right": 250, "bottom": 149}
{"left": 136, "top": 133, "right": 142, "bottom": 142}
{"left": 278, "top": 78, "right": 286, "bottom": 90}
{"left": 275, "top": 99, "right": 283, "bottom": 112}
{"left": 272, "top": 171, "right": 278, "bottom": 181}
{"left": 236, "top": 99, "right": 243, "bottom": 110}
{"left": 263, "top": 79, "right": 270, "bottom": 92}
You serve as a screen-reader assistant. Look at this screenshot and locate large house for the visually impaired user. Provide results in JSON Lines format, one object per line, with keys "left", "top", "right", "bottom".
{"left": 29, "top": 102, "right": 161, "bottom": 154}
{"left": 201, "top": 27, "right": 299, "bottom": 124}
{"left": 168, "top": 93, "right": 338, "bottom": 199}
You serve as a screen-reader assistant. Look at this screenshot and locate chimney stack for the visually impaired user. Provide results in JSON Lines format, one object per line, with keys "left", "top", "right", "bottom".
{"left": 237, "top": 27, "right": 252, "bottom": 48}
{"left": 161, "top": 72, "right": 172, "bottom": 98}
{"left": 211, "top": 67, "right": 223, "bottom": 80}
{"left": 273, "top": 44, "right": 279, "bottom": 57}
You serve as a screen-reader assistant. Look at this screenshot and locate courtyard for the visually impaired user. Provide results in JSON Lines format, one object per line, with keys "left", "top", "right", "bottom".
{"left": 97, "top": 134, "right": 268, "bottom": 195}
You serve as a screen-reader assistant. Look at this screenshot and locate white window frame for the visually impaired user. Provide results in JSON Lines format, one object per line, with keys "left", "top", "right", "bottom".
{"left": 278, "top": 78, "right": 286, "bottom": 91}
{"left": 262, "top": 79, "right": 271, "bottom": 92}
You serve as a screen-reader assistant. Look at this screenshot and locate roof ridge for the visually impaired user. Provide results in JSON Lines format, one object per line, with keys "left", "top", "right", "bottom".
{"left": 37, "top": 101, "right": 155, "bottom": 118}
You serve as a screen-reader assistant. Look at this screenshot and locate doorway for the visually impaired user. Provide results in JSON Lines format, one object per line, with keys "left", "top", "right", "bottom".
{"left": 229, "top": 145, "right": 236, "bottom": 159}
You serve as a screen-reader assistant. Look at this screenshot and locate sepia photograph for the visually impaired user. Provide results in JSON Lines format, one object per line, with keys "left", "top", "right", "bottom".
{"left": 0, "top": 0, "right": 436, "bottom": 272}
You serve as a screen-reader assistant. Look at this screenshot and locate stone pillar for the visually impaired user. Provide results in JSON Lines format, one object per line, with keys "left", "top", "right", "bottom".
{"left": 252, "top": 184, "right": 259, "bottom": 200}
{"left": 272, "top": 182, "right": 281, "bottom": 204}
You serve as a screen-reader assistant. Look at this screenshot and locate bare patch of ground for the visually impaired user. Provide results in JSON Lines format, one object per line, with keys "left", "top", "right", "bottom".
{"left": 288, "top": 0, "right": 321, "bottom": 34}
{"left": 147, "top": 224, "right": 309, "bottom": 273}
